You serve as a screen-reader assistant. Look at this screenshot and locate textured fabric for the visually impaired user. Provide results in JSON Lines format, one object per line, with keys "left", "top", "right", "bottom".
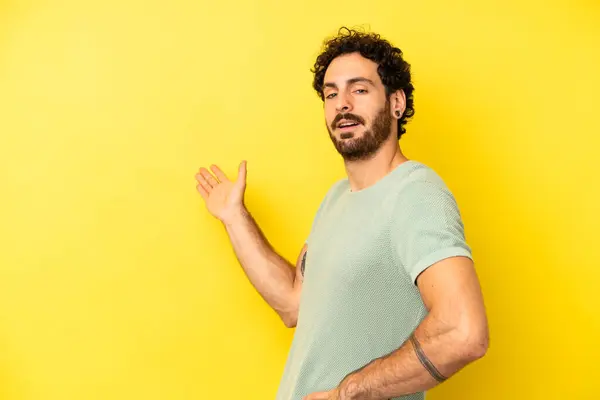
{"left": 275, "top": 160, "right": 473, "bottom": 400}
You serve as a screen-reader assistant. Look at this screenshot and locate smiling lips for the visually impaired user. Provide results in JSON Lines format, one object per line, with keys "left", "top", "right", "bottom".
{"left": 337, "top": 119, "right": 361, "bottom": 131}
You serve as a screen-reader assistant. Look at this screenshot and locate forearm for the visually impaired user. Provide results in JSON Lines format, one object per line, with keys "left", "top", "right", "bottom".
{"left": 338, "top": 312, "right": 487, "bottom": 400}
{"left": 223, "top": 206, "right": 297, "bottom": 317}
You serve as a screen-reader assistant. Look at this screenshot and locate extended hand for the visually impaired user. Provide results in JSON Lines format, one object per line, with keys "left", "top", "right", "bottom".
{"left": 195, "top": 160, "right": 247, "bottom": 224}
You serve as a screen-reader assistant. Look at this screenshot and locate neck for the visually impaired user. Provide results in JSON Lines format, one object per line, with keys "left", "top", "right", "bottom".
{"left": 344, "top": 139, "right": 408, "bottom": 192}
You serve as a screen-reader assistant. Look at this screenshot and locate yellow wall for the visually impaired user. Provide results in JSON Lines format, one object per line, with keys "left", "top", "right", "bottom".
{"left": 1, "top": 0, "right": 598, "bottom": 399}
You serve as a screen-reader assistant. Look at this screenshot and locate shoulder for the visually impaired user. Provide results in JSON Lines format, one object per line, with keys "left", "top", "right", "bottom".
{"left": 398, "top": 160, "right": 448, "bottom": 188}
{"left": 395, "top": 161, "right": 455, "bottom": 199}
{"left": 390, "top": 161, "right": 462, "bottom": 219}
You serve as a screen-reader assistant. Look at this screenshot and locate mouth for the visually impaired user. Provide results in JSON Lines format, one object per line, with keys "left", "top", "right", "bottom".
{"left": 336, "top": 120, "right": 362, "bottom": 132}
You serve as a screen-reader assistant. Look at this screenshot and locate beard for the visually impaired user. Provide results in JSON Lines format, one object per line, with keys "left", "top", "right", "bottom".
{"left": 326, "top": 100, "right": 393, "bottom": 162}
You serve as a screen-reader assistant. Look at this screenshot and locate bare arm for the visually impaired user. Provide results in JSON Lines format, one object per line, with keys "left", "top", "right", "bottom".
{"left": 223, "top": 207, "right": 306, "bottom": 327}
{"left": 195, "top": 161, "right": 305, "bottom": 327}
{"left": 306, "top": 256, "right": 489, "bottom": 400}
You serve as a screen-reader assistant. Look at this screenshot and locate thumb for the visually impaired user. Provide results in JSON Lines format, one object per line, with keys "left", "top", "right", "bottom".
{"left": 236, "top": 160, "right": 247, "bottom": 186}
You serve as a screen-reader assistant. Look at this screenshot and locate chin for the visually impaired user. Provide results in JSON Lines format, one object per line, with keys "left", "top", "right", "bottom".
{"left": 339, "top": 129, "right": 365, "bottom": 140}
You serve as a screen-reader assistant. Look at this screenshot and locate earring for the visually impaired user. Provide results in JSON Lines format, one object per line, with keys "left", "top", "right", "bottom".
{"left": 395, "top": 110, "right": 402, "bottom": 118}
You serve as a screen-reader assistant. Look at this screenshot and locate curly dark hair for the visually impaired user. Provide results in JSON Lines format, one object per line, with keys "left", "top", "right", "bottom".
{"left": 311, "top": 27, "right": 415, "bottom": 139}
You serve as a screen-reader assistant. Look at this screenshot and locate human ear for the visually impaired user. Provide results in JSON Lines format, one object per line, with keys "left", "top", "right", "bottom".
{"left": 391, "top": 89, "right": 406, "bottom": 118}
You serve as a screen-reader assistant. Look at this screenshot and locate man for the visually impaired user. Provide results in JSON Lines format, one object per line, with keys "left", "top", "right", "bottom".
{"left": 195, "top": 27, "right": 489, "bottom": 400}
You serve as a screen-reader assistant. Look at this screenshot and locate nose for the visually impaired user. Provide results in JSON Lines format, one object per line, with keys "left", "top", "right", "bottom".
{"left": 335, "top": 93, "right": 353, "bottom": 114}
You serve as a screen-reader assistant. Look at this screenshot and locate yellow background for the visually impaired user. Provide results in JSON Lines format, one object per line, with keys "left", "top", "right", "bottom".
{"left": 1, "top": 0, "right": 598, "bottom": 399}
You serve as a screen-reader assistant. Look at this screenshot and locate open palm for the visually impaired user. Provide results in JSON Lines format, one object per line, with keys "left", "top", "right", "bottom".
{"left": 195, "top": 161, "right": 247, "bottom": 223}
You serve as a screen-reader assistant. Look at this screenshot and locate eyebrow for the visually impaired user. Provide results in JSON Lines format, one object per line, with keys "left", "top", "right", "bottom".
{"left": 322, "top": 77, "right": 375, "bottom": 90}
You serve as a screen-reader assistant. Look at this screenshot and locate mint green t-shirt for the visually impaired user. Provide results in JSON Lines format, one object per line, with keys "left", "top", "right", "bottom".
{"left": 275, "top": 160, "right": 473, "bottom": 400}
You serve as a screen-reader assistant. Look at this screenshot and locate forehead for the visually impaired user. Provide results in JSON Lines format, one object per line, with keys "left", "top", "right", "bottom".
{"left": 323, "top": 52, "right": 381, "bottom": 86}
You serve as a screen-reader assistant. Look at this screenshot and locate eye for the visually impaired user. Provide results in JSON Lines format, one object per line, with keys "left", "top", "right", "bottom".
{"left": 354, "top": 89, "right": 367, "bottom": 94}
{"left": 325, "top": 93, "right": 337, "bottom": 99}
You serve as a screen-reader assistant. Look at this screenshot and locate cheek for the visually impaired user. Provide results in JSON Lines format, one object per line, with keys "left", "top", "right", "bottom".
{"left": 324, "top": 106, "right": 337, "bottom": 123}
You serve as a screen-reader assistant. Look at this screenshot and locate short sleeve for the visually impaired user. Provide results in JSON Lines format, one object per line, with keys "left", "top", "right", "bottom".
{"left": 391, "top": 179, "right": 473, "bottom": 284}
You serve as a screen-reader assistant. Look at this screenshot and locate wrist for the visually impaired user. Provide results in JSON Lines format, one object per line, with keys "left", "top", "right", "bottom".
{"left": 221, "top": 205, "right": 248, "bottom": 227}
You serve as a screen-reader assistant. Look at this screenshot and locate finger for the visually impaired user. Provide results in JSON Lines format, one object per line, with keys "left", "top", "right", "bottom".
{"left": 195, "top": 172, "right": 213, "bottom": 193}
{"left": 196, "top": 182, "right": 208, "bottom": 200}
{"left": 303, "top": 391, "right": 330, "bottom": 400}
{"left": 209, "top": 164, "right": 229, "bottom": 182}
{"left": 199, "top": 168, "right": 219, "bottom": 188}
{"left": 236, "top": 160, "right": 247, "bottom": 185}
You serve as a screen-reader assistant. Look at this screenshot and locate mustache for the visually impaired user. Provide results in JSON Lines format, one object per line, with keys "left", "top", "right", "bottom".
{"left": 331, "top": 113, "right": 365, "bottom": 130}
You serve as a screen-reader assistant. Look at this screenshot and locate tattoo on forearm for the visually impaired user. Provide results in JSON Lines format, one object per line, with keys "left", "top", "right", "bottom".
{"left": 409, "top": 333, "right": 447, "bottom": 382}
{"left": 300, "top": 251, "right": 307, "bottom": 277}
